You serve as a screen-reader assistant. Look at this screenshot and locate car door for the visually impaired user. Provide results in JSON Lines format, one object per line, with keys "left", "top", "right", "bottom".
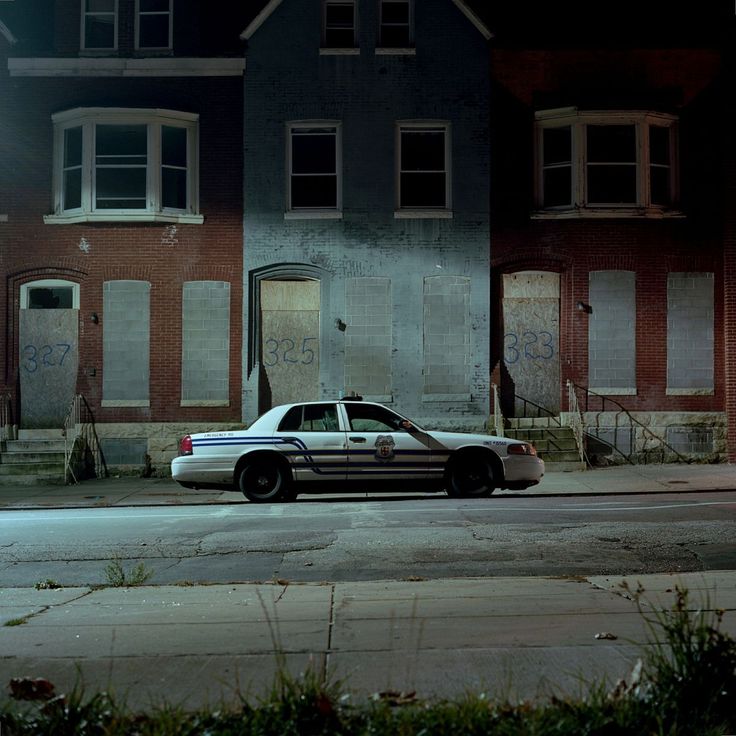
{"left": 273, "top": 403, "right": 348, "bottom": 483}
{"left": 342, "top": 402, "right": 431, "bottom": 481}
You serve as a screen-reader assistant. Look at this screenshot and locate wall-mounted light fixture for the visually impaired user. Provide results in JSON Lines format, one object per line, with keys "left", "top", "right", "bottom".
{"left": 576, "top": 301, "right": 592, "bottom": 314}
{"left": 90, "top": 312, "right": 99, "bottom": 323}
{"left": 335, "top": 318, "right": 347, "bottom": 332}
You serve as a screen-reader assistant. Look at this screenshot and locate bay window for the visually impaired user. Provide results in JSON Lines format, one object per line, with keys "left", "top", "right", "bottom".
{"left": 47, "top": 108, "right": 201, "bottom": 224}
{"left": 535, "top": 109, "right": 678, "bottom": 216}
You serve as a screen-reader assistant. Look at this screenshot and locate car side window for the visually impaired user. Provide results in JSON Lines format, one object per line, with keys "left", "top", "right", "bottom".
{"left": 278, "top": 404, "right": 340, "bottom": 432}
{"left": 345, "top": 404, "right": 404, "bottom": 432}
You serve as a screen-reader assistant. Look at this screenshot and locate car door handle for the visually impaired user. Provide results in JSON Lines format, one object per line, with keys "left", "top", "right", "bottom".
{"left": 349, "top": 436, "right": 367, "bottom": 443}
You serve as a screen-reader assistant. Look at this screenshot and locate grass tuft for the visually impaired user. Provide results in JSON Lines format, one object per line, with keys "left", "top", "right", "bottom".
{"left": 103, "top": 555, "right": 154, "bottom": 587}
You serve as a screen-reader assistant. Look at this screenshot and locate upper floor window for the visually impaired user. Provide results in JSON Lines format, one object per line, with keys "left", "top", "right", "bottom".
{"left": 286, "top": 122, "right": 342, "bottom": 218}
{"left": 322, "top": 0, "right": 356, "bottom": 49}
{"left": 81, "top": 0, "right": 118, "bottom": 51}
{"left": 378, "top": 0, "right": 412, "bottom": 48}
{"left": 396, "top": 122, "right": 451, "bottom": 216}
{"left": 47, "top": 108, "right": 202, "bottom": 225}
{"left": 535, "top": 109, "right": 679, "bottom": 217}
{"left": 136, "top": 0, "right": 172, "bottom": 50}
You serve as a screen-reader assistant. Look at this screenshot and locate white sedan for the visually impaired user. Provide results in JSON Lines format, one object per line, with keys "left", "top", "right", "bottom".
{"left": 171, "top": 399, "right": 544, "bottom": 502}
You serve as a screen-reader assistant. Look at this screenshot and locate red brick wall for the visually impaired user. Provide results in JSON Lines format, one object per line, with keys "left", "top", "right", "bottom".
{"left": 1, "top": 75, "right": 244, "bottom": 425}
{"left": 489, "top": 46, "right": 724, "bottom": 420}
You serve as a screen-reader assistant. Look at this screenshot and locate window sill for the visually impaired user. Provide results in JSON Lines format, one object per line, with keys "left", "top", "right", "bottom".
{"left": 44, "top": 212, "right": 204, "bottom": 225}
{"left": 284, "top": 210, "right": 343, "bottom": 220}
{"left": 666, "top": 388, "right": 714, "bottom": 396}
{"left": 588, "top": 387, "right": 637, "bottom": 396}
{"left": 531, "top": 208, "right": 685, "bottom": 220}
{"left": 101, "top": 400, "right": 150, "bottom": 408}
{"left": 375, "top": 47, "right": 416, "bottom": 55}
{"left": 394, "top": 209, "right": 453, "bottom": 220}
{"left": 0, "top": 215, "right": 7, "bottom": 223}
{"left": 319, "top": 48, "right": 360, "bottom": 55}
{"left": 180, "top": 399, "right": 230, "bottom": 407}
{"left": 422, "top": 393, "right": 472, "bottom": 402}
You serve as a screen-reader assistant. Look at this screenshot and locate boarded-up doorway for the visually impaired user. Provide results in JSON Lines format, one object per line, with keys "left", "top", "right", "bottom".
{"left": 260, "top": 279, "right": 320, "bottom": 409}
{"left": 19, "top": 281, "right": 79, "bottom": 429}
{"left": 502, "top": 271, "right": 560, "bottom": 415}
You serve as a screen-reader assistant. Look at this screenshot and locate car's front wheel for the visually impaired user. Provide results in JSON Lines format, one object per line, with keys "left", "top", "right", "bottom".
{"left": 446, "top": 454, "right": 495, "bottom": 498}
{"left": 238, "top": 457, "right": 288, "bottom": 503}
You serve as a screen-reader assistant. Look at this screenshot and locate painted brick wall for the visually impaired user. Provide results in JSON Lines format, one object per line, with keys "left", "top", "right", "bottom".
{"left": 244, "top": 0, "right": 490, "bottom": 429}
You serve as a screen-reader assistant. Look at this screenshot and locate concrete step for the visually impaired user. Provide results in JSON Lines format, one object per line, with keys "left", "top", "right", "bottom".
{"left": 506, "top": 417, "right": 563, "bottom": 429}
{"left": 0, "top": 472, "right": 65, "bottom": 486}
{"left": 6, "top": 439, "right": 66, "bottom": 453}
{"left": 0, "top": 461, "right": 65, "bottom": 475}
{"left": 1, "top": 451, "right": 65, "bottom": 465}
{"left": 18, "top": 429, "right": 64, "bottom": 440}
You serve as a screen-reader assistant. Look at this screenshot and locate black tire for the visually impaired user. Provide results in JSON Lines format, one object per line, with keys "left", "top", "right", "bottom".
{"left": 446, "top": 454, "right": 495, "bottom": 498}
{"left": 238, "top": 457, "right": 288, "bottom": 503}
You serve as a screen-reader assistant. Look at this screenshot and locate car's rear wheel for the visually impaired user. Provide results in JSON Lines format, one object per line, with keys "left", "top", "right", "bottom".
{"left": 238, "top": 457, "right": 288, "bottom": 503}
{"left": 446, "top": 454, "right": 495, "bottom": 498}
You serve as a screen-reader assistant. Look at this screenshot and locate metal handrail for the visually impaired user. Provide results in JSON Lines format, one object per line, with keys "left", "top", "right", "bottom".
{"left": 565, "top": 379, "right": 588, "bottom": 466}
{"left": 63, "top": 394, "right": 82, "bottom": 483}
{"left": 490, "top": 382, "right": 504, "bottom": 437}
{"left": 568, "top": 381, "right": 690, "bottom": 464}
{"left": 0, "top": 392, "right": 13, "bottom": 443}
{"left": 513, "top": 394, "right": 561, "bottom": 425}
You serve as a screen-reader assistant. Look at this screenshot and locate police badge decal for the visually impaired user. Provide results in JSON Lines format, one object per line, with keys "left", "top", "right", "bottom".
{"left": 374, "top": 434, "right": 395, "bottom": 461}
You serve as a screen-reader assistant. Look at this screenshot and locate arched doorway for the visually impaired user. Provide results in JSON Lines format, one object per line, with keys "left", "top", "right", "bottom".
{"left": 502, "top": 271, "right": 560, "bottom": 415}
{"left": 19, "top": 279, "right": 80, "bottom": 428}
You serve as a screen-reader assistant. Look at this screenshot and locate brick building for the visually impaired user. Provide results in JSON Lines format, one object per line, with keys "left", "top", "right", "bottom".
{"left": 488, "top": 4, "right": 730, "bottom": 462}
{"left": 1, "top": 0, "right": 246, "bottom": 476}
{"left": 241, "top": 0, "right": 492, "bottom": 430}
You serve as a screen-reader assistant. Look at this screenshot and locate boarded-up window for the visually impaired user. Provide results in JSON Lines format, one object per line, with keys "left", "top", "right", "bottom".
{"left": 667, "top": 272, "right": 714, "bottom": 392}
{"left": 588, "top": 271, "right": 636, "bottom": 391}
{"left": 345, "top": 278, "right": 392, "bottom": 398}
{"left": 181, "top": 281, "right": 230, "bottom": 405}
{"left": 423, "top": 276, "right": 470, "bottom": 396}
{"left": 103, "top": 281, "right": 150, "bottom": 404}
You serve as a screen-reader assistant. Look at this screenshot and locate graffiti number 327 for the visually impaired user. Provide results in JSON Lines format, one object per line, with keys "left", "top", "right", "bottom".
{"left": 22, "top": 344, "right": 72, "bottom": 373}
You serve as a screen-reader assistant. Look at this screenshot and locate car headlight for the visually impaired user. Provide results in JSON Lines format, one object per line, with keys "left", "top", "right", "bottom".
{"left": 507, "top": 442, "right": 537, "bottom": 456}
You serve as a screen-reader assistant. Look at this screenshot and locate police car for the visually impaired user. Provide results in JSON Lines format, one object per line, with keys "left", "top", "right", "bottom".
{"left": 171, "top": 398, "right": 544, "bottom": 502}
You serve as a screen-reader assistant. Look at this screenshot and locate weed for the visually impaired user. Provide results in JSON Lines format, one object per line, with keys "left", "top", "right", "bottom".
{"left": 103, "top": 555, "right": 154, "bottom": 587}
{"left": 34, "top": 579, "right": 61, "bottom": 590}
{"left": 3, "top": 617, "right": 28, "bottom": 627}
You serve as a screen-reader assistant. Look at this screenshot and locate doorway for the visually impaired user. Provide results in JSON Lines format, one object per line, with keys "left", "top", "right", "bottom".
{"left": 259, "top": 279, "right": 320, "bottom": 409}
{"left": 19, "top": 280, "right": 80, "bottom": 429}
{"left": 502, "top": 271, "right": 560, "bottom": 415}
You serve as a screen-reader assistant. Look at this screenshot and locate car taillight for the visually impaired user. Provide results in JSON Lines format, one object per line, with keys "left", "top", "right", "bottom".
{"left": 508, "top": 442, "right": 536, "bottom": 456}
{"left": 179, "top": 435, "right": 193, "bottom": 456}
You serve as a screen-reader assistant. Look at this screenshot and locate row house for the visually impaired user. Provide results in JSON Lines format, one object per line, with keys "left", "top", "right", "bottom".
{"left": 1, "top": 0, "right": 246, "bottom": 476}
{"left": 2, "top": 0, "right": 734, "bottom": 478}
{"left": 488, "top": 5, "right": 728, "bottom": 462}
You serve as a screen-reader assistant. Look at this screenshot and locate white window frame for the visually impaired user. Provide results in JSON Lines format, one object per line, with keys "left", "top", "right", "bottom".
{"left": 395, "top": 121, "right": 452, "bottom": 219}
{"left": 135, "top": 0, "right": 173, "bottom": 51}
{"left": 80, "top": 0, "right": 118, "bottom": 52}
{"left": 20, "top": 279, "right": 80, "bottom": 309}
{"left": 534, "top": 108, "right": 680, "bottom": 218}
{"left": 321, "top": 0, "right": 359, "bottom": 55}
{"left": 46, "top": 107, "right": 202, "bottom": 225}
{"left": 285, "top": 121, "right": 343, "bottom": 219}
{"left": 376, "top": 0, "right": 415, "bottom": 55}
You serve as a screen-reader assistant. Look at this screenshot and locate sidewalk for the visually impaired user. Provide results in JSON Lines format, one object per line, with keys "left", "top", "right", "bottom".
{"left": 1, "top": 571, "right": 734, "bottom": 709}
{"left": 1, "top": 462, "right": 735, "bottom": 509}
